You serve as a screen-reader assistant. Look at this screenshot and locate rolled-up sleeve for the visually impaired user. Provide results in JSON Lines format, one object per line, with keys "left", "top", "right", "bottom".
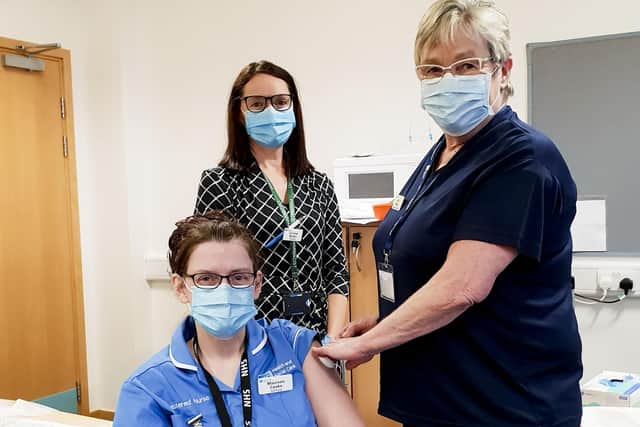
{"left": 271, "top": 318, "right": 320, "bottom": 364}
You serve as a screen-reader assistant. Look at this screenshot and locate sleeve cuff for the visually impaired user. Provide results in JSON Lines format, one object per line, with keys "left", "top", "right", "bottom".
{"left": 453, "top": 226, "right": 542, "bottom": 261}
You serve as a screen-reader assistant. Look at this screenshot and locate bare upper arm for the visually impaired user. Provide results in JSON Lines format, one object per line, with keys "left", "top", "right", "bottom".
{"left": 438, "top": 240, "right": 518, "bottom": 303}
{"left": 302, "top": 341, "right": 364, "bottom": 427}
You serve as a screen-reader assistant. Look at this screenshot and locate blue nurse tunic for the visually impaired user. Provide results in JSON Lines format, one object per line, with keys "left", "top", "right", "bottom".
{"left": 373, "top": 106, "right": 582, "bottom": 427}
{"left": 114, "top": 317, "right": 319, "bottom": 426}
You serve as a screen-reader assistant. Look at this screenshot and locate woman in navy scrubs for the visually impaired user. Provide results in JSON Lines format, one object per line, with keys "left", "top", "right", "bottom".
{"left": 315, "top": 1, "right": 583, "bottom": 426}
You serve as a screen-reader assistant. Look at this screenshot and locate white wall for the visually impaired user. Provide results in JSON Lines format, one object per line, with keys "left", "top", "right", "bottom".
{"left": 2, "top": 0, "right": 640, "bottom": 411}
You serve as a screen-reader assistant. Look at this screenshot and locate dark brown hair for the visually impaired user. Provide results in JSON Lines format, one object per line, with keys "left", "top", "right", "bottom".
{"left": 168, "top": 210, "right": 262, "bottom": 276}
{"left": 220, "top": 60, "right": 314, "bottom": 177}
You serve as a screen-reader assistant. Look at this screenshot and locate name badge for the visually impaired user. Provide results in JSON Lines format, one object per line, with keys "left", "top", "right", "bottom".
{"left": 391, "top": 195, "right": 405, "bottom": 211}
{"left": 377, "top": 262, "right": 395, "bottom": 302}
{"left": 258, "top": 374, "right": 293, "bottom": 395}
{"left": 283, "top": 228, "right": 303, "bottom": 242}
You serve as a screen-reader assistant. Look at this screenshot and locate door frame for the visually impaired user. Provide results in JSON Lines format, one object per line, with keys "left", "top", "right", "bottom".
{"left": 1, "top": 36, "right": 89, "bottom": 415}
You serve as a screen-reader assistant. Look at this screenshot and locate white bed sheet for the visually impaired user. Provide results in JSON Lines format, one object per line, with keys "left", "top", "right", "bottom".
{"left": 0, "top": 400, "right": 110, "bottom": 427}
{"left": 582, "top": 407, "right": 640, "bottom": 427}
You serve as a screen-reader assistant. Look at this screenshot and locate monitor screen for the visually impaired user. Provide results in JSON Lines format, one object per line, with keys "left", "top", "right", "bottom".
{"left": 348, "top": 172, "right": 394, "bottom": 199}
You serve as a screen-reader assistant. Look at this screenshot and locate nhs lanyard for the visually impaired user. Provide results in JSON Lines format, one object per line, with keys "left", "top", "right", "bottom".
{"left": 193, "top": 337, "right": 252, "bottom": 427}
{"left": 262, "top": 174, "right": 299, "bottom": 287}
{"left": 383, "top": 148, "right": 441, "bottom": 262}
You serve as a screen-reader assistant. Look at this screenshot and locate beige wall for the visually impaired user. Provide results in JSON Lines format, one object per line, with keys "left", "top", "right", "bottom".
{"left": 1, "top": 0, "right": 147, "bottom": 411}
{"left": 2, "top": 0, "right": 640, "bottom": 411}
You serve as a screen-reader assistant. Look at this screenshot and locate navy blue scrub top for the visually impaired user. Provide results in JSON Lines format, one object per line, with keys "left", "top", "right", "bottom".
{"left": 372, "top": 107, "right": 583, "bottom": 427}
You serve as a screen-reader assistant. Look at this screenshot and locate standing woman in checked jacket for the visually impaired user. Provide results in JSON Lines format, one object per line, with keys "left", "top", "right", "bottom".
{"left": 195, "top": 60, "right": 349, "bottom": 341}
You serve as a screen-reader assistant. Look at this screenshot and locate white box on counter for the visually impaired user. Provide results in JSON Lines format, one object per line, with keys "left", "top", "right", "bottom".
{"left": 582, "top": 371, "right": 640, "bottom": 407}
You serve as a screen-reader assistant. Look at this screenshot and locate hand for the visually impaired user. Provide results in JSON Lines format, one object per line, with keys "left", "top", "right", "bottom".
{"left": 312, "top": 336, "right": 375, "bottom": 370}
{"left": 339, "top": 315, "right": 378, "bottom": 339}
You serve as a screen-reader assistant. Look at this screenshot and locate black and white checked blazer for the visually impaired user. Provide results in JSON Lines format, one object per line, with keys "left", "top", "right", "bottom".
{"left": 194, "top": 164, "right": 349, "bottom": 334}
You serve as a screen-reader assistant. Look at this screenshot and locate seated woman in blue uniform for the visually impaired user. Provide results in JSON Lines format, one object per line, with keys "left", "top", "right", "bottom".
{"left": 113, "top": 210, "right": 364, "bottom": 427}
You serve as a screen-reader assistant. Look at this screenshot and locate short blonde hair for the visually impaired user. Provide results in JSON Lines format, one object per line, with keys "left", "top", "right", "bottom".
{"left": 415, "top": 0, "right": 514, "bottom": 97}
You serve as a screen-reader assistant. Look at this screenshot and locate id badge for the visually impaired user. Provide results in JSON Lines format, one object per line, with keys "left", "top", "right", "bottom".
{"left": 391, "top": 195, "right": 405, "bottom": 211}
{"left": 283, "top": 227, "right": 303, "bottom": 242}
{"left": 377, "top": 262, "right": 396, "bottom": 303}
{"left": 258, "top": 374, "right": 293, "bottom": 395}
{"left": 283, "top": 292, "right": 312, "bottom": 316}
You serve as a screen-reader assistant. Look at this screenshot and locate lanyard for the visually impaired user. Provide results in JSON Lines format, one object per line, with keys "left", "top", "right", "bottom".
{"left": 383, "top": 144, "right": 445, "bottom": 263}
{"left": 263, "top": 173, "right": 299, "bottom": 288}
{"left": 193, "top": 337, "right": 252, "bottom": 427}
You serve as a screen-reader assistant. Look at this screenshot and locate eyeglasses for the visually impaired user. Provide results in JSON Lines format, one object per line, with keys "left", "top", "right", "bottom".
{"left": 240, "top": 94, "right": 293, "bottom": 113}
{"left": 415, "top": 57, "right": 497, "bottom": 81}
{"left": 184, "top": 272, "right": 256, "bottom": 289}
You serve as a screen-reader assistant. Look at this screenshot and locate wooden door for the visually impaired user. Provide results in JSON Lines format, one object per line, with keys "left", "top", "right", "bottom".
{"left": 0, "top": 37, "right": 88, "bottom": 414}
{"left": 347, "top": 224, "right": 400, "bottom": 427}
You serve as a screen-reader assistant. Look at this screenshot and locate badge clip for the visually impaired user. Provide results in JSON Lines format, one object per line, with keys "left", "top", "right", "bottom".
{"left": 391, "top": 195, "right": 405, "bottom": 211}
{"left": 187, "top": 414, "right": 203, "bottom": 427}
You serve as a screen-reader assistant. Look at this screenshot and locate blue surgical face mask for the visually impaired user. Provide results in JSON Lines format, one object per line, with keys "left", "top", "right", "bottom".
{"left": 188, "top": 284, "right": 257, "bottom": 339}
{"left": 420, "top": 72, "right": 498, "bottom": 137}
{"left": 245, "top": 106, "right": 296, "bottom": 148}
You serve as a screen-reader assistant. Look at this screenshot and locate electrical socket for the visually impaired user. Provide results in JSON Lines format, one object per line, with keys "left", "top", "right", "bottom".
{"left": 572, "top": 256, "right": 640, "bottom": 296}
{"left": 597, "top": 269, "right": 639, "bottom": 293}
{"left": 597, "top": 270, "right": 620, "bottom": 290}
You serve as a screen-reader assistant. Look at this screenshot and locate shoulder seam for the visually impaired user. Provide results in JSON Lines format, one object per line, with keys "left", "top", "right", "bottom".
{"left": 126, "top": 358, "right": 176, "bottom": 381}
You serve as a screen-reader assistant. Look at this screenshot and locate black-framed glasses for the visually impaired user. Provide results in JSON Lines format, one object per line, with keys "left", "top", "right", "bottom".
{"left": 184, "top": 272, "right": 256, "bottom": 289}
{"left": 240, "top": 94, "right": 293, "bottom": 113}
